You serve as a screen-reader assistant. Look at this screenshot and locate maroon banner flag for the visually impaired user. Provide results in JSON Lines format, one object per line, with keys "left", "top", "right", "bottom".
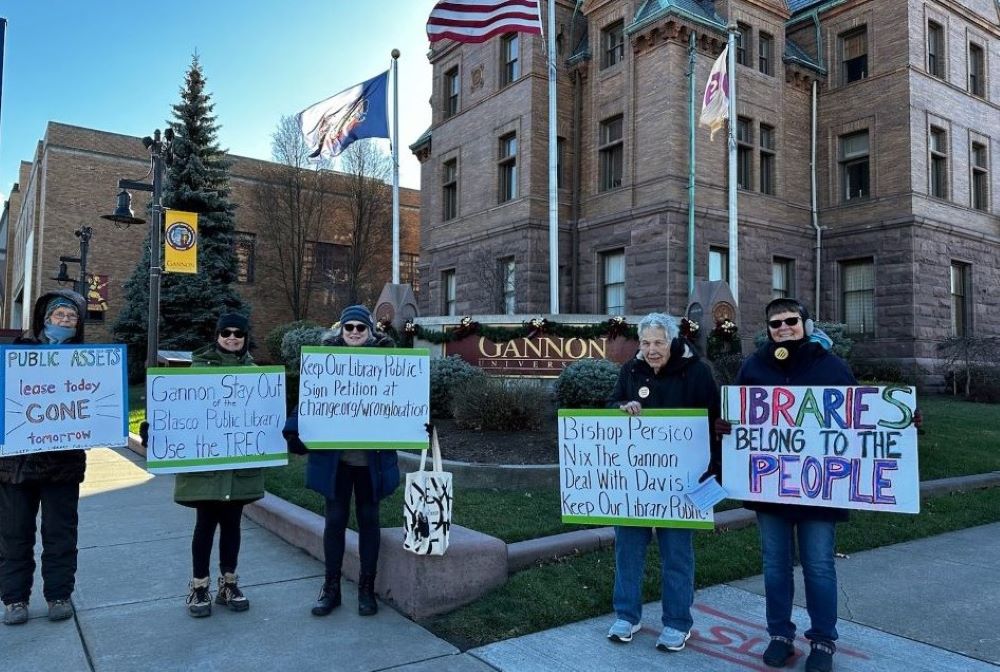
{"left": 427, "top": 0, "right": 542, "bottom": 44}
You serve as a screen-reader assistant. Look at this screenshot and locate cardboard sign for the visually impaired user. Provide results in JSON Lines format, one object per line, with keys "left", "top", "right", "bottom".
{"left": 0, "top": 345, "right": 128, "bottom": 456}
{"left": 558, "top": 409, "right": 714, "bottom": 529}
{"left": 721, "top": 385, "right": 920, "bottom": 514}
{"left": 297, "top": 347, "right": 430, "bottom": 449}
{"left": 145, "top": 367, "right": 287, "bottom": 474}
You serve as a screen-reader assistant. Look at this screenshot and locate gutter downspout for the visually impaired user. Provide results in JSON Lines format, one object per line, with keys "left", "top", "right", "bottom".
{"left": 687, "top": 30, "right": 697, "bottom": 298}
{"left": 811, "top": 79, "right": 821, "bottom": 317}
{"left": 571, "top": 69, "right": 582, "bottom": 312}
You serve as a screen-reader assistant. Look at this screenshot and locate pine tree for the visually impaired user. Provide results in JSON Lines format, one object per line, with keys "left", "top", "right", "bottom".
{"left": 114, "top": 56, "right": 247, "bottom": 378}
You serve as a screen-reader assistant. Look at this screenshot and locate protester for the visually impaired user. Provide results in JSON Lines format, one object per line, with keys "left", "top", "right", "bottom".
{"left": 173, "top": 312, "right": 263, "bottom": 618}
{"left": 605, "top": 313, "right": 721, "bottom": 652}
{"left": 283, "top": 304, "right": 400, "bottom": 617}
{"left": 0, "top": 290, "right": 88, "bottom": 625}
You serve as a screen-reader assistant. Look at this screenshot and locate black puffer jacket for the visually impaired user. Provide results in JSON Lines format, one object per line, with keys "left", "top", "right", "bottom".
{"left": 0, "top": 289, "right": 88, "bottom": 485}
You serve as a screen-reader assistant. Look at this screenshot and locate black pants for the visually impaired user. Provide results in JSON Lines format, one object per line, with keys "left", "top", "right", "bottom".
{"left": 0, "top": 481, "right": 80, "bottom": 604}
{"left": 191, "top": 501, "right": 245, "bottom": 580}
{"left": 324, "top": 464, "right": 380, "bottom": 578}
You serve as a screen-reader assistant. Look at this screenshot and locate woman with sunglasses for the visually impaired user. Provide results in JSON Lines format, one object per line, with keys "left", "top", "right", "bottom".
{"left": 174, "top": 313, "right": 263, "bottom": 618}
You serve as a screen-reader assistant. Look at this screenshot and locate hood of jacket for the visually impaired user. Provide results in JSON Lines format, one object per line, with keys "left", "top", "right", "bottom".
{"left": 633, "top": 337, "right": 698, "bottom": 377}
{"left": 192, "top": 343, "right": 254, "bottom": 366}
{"left": 29, "top": 288, "right": 86, "bottom": 343}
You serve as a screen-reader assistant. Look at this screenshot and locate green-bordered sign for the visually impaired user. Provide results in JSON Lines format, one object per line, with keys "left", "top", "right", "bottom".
{"left": 297, "top": 347, "right": 430, "bottom": 450}
{"left": 145, "top": 367, "right": 287, "bottom": 474}
{"left": 558, "top": 409, "right": 714, "bottom": 529}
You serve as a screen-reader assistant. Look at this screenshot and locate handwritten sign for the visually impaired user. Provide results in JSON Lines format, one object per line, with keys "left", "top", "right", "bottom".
{"left": 0, "top": 345, "right": 128, "bottom": 456}
{"left": 297, "top": 347, "right": 429, "bottom": 449}
{"left": 558, "top": 409, "right": 714, "bottom": 529}
{"left": 721, "top": 385, "right": 920, "bottom": 513}
{"left": 145, "top": 367, "right": 287, "bottom": 474}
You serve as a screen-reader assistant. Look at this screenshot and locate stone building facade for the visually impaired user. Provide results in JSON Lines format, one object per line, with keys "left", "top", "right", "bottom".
{"left": 3, "top": 122, "right": 420, "bottom": 353}
{"left": 411, "top": 0, "right": 999, "bottom": 380}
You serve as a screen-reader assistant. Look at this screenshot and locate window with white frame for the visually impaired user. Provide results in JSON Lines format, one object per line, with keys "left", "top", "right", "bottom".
{"left": 772, "top": 258, "right": 794, "bottom": 299}
{"left": 930, "top": 126, "right": 948, "bottom": 199}
{"left": 950, "top": 261, "right": 970, "bottom": 337}
{"left": 602, "top": 250, "right": 625, "bottom": 315}
{"left": 840, "top": 130, "right": 870, "bottom": 201}
{"left": 972, "top": 141, "right": 989, "bottom": 211}
{"left": 599, "top": 115, "right": 624, "bottom": 191}
{"left": 709, "top": 246, "right": 729, "bottom": 283}
{"left": 500, "top": 34, "right": 520, "bottom": 86}
{"left": 601, "top": 20, "right": 624, "bottom": 69}
{"left": 442, "top": 269, "right": 456, "bottom": 316}
{"left": 841, "top": 258, "right": 875, "bottom": 336}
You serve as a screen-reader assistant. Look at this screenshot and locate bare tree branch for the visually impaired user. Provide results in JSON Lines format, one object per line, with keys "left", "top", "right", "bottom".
{"left": 339, "top": 141, "right": 393, "bottom": 306}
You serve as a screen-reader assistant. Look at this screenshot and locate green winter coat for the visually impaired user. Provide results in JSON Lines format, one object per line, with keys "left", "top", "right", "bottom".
{"left": 173, "top": 344, "right": 266, "bottom": 507}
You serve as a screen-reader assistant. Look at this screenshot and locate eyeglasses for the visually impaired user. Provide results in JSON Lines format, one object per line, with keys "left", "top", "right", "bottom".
{"left": 50, "top": 311, "right": 79, "bottom": 324}
{"left": 343, "top": 323, "right": 368, "bottom": 333}
{"left": 220, "top": 329, "right": 246, "bottom": 338}
{"left": 768, "top": 317, "right": 801, "bottom": 329}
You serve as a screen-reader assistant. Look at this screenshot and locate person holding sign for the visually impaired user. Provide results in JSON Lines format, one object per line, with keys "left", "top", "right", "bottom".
{"left": 605, "top": 313, "right": 721, "bottom": 652}
{"left": 174, "top": 313, "right": 264, "bottom": 618}
{"left": 0, "top": 290, "right": 87, "bottom": 625}
{"left": 283, "top": 305, "right": 400, "bottom": 618}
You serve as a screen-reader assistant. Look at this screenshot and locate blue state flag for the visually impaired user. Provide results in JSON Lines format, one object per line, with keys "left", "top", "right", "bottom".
{"left": 297, "top": 71, "right": 389, "bottom": 160}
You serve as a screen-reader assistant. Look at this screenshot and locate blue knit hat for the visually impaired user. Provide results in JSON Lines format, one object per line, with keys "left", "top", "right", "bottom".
{"left": 45, "top": 297, "right": 79, "bottom": 322}
{"left": 339, "top": 305, "right": 375, "bottom": 333}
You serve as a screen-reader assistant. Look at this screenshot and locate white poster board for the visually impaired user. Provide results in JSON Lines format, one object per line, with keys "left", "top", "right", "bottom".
{"left": 0, "top": 344, "right": 128, "bottom": 456}
{"left": 721, "top": 385, "right": 920, "bottom": 514}
{"left": 558, "top": 409, "right": 714, "bottom": 529}
{"left": 297, "top": 346, "right": 430, "bottom": 449}
{"left": 145, "top": 367, "right": 288, "bottom": 474}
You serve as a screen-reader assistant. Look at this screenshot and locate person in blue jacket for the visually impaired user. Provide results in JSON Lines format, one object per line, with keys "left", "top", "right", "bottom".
{"left": 283, "top": 305, "right": 399, "bottom": 617}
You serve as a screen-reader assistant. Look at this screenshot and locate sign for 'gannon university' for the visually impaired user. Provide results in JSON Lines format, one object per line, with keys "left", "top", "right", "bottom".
{"left": 145, "top": 367, "right": 287, "bottom": 474}
{"left": 444, "top": 335, "right": 638, "bottom": 377}
{"left": 298, "top": 347, "right": 430, "bottom": 449}
{"left": 558, "top": 409, "right": 714, "bottom": 529}
{"left": 0, "top": 345, "right": 128, "bottom": 456}
{"left": 721, "top": 386, "right": 920, "bottom": 514}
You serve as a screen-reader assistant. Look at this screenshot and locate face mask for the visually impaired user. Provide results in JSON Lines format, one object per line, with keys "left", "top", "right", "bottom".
{"left": 44, "top": 323, "right": 76, "bottom": 344}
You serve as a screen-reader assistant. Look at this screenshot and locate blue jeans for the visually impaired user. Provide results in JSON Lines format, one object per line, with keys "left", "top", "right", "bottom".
{"left": 613, "top": 526, "right": 694, "bottom": 632}
{"left": 756, "top": 512, "right": 838, "bottom": 644}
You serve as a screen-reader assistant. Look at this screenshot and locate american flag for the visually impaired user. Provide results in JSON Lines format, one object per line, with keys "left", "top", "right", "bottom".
{"left": 426, "top": 0, "right": 543, "bottom": 44}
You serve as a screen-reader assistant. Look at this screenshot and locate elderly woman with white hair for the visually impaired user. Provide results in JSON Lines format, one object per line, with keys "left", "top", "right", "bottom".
{"left": 605, "top": 312, "right": 721, "bottom": 653}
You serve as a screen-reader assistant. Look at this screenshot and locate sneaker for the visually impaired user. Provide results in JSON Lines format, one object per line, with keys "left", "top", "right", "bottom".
{"left": 3, "top": 602, "right": 29, "bottom": 626}
{"left": 186, "top": 577, "right": 212, "bottom": 618}
{"left": 655, "top": 626, "right": 691, "bottom": 652}
{"left": 215, "top": 573, "right": 249, "bottom": 612}
{"left": 47, "top": 599, "right": 74, "bottom": 622}
{"left": 763, "top": 636, "right": 796, "bottom": 668}
{"left": 607, "top": 619, "right": 641, "bottom": 643}
{"left": 805, "top": 641, "right": 835, "bottom": 672}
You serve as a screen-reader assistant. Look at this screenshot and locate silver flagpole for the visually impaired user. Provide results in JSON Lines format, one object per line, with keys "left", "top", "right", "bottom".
{"left": 391, "top": 49, "right": 401, "bottom": 285}
{"left": 547, "top": 0, "right": 559, "bottom": 314}
{"left": 726, "top": 25, "right": 738, "bottom": 304}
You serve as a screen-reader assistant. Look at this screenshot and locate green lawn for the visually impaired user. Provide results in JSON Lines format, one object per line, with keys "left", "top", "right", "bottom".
{"left": 914, "top": 397, "right": 1000, "bottom": 478}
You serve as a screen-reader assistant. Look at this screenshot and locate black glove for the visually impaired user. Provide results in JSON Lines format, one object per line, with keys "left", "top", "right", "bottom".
{"left": 139, "top": 421, "right": 149, "bottom": 448}
{"left": 283, "top": 431, "right": 308, "bottom": 456}
{"left": 699, "top": 461, "right": 722, "bottom": 485}
{"left": 424, "top": 422, "right": 435, "bottom": 438}
{"left": 713, "top": 418, "right": 733, "bottom": 436}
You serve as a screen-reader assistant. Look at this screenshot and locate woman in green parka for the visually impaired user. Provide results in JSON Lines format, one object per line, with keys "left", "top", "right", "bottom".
{"left": 175, "top": 313, "right": 263, "bottom": 618}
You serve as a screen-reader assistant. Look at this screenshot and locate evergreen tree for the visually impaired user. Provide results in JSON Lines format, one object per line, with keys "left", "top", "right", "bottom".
{"left": 114, "top": 56, "right": 247, "bottom": 377}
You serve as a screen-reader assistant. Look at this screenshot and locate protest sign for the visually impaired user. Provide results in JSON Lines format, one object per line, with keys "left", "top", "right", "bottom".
{"left": 558, "top": 409, "right": 714, "bottom": 529}
{"left": 145, "top": 367, "right": 287, "bottom": 474}
{"left": 0, "top": 344, "right": 128, "bottom": 456}
{"left": 297, "top": 347, "right": 429, "bottom": 449}
{"left": 721, "top": 385, "right": 920, "bottom": 513}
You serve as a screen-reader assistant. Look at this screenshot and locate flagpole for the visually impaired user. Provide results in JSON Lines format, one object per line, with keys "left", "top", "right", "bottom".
{"left": 547, "top": 0, "right": 559, "bottom": 315}
{"left": 726, "top": 25, "right": 738, "bottom": 305}
{"left": 391, "top": 49, "right": 401, "bottom": 285}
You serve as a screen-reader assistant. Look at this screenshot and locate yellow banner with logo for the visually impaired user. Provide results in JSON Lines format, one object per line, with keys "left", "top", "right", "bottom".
{"left": 164, "top": 210, "right": 198, "bottom": 274}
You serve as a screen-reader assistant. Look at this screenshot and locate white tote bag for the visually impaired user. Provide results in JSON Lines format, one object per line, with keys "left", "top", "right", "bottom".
{"left": 402, "top": 428, "right": 453, "bottom": 556}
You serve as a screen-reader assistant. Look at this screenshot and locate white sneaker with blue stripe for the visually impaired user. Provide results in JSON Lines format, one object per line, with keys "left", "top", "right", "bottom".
{"left": 607, "top": 619, "right": 641, "bottom": 643}
{"left": 655, "top": 626, "right": 691, "bottom": 652}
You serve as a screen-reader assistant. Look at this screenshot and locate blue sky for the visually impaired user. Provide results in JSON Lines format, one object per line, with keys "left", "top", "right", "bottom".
{"left": 0, "top": 0, "right": 436, "bottom": 198}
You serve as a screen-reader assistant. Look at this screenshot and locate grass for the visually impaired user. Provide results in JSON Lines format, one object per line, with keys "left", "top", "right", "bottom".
{"left": 914, "top": 396, "right": 1000, "bottom": 478}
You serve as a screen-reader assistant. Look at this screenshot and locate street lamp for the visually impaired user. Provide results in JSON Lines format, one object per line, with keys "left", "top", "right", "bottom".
{"left": 50, "top": 225, "right": 93, "bottom": 299}
{"left": 101, "top": 128, "right": 174, "bottom": 368}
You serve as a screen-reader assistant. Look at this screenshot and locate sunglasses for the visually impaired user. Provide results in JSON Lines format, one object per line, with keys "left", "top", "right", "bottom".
{"left": 343, "top": 323, "right": 368, "bottom": 333}
{"left": 768, "top": 317, "right": 801, "bottom": 329}
{"left": 220, "top": 329, "right": 246, "bottom": 338}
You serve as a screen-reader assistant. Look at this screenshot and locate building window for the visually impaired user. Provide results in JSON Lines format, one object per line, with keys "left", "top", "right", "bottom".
{"left": 758, "top": 32, "right": 774, "bottom": 76}
{"left": 736, "top": 23, "right": 751, "bottom": 67}
{"left": 972, "top": 142, "right": 989, "bottom": 211}
{"left": 442, "top": 269, "right": 456, "bottom": 316}
{"left": 442, "top": 159, "right": 458, "bottom": 220}
{"left": 841, "top": 258, "right": 875, "bottom": 336}
{"left": 400, "top": 252, "right": 419, "bottom": 296}
{"left": 950, "top": 262, "right": 970, "bottom": 337}
{"left": 599, "top": 115, "right": 624, "bottom": 191}
{"left": 602, "top": 249, "right": 625, "bottom": 315}
{"left": 840, "top": 27, "right": 868, "bottom": 85}
{"left": 927, "top": 21, "right": 945, "bottom": 79}
{"left": 709, "top": 246, "right": 729, "bottom": 283}
{"left": 737, "top": 117, "right": 752, "bottom": 190}
{"left": 929, "top": 126, "right": 948, "bottom": 199}
{"left": 557, "top": 136, "right": 566, "bottom": 189}
{"left": 500, "top": 257, "right": 516, "bottom": 314}
{"left": 840, "top": 130, "right": 870, "bottom": 201}
{"left": 969, "top": 43, "right": 986, "bottom": 97}
{"left": 601, "top": 20, "right": 625, "bottom": 69}
{"left": 772, "top": 258, "right": 794, "bottom": 299}
{"left": 498, "top": 133, "right": 518, "bottom": 203}
{"left": 233, "top": 231, "right": 256, "bottom": 284}
{"left": 444, "top": 66, "right": 459, "bottom": 118}
{"left": 759, "top": 123, "right": 776, "bottom": 195}
{"left": 501, "top": 33, "right": 520, "bottom": 86}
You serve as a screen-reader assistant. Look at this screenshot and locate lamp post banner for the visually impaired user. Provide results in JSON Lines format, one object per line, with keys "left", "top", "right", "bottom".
{"left": 164, "top": 209, "right": 198, "bottom": 274}
{"left": 0, "top": 344, "right": 128, "bottom": 456}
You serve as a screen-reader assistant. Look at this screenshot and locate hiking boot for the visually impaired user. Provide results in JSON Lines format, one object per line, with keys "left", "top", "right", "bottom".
{"left": 47, "top": 599, "right": 74, "bottom": 622}
{"left": 607, "top": 619, "right": 641, "bottom": 643}
{"left": 763, "top": 636, "right": 796, "bottom": 667}
{"left": 215, "top": 573, "right": 249, "bottom": 612}
{"left": 358, "top": 573, "right": 378, "bottom": 616}
{"left": 655, "top": 626, "right": 691, "bottom": 652}
{"left": 806, "top": 641, "right": 835, "bottom": 672}
{"left": 3, "top": 602, "right": 29, "bottom": 626}
{"left": 311, "top": 575, "right": 341, "bottom": 616}
{"left": 186, "top": 577, "right": 212, "bottom": 618}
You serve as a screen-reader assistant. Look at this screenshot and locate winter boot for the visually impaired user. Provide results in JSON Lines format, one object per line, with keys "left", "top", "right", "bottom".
{"left": 47, "top": 599, "right": 74, "bottom": 622}
{"left": 215, "top": 573, "right": 249, "bottom": 612}
{"left": 3, "top": 602, "right": 29, "bottom": 626}
{"left": 358, "top": 573, "right": 378, "bottom": 616}
{"left": 311, "top": 574, "right": 341, "bottom": 616}
{"left": 186, "top": 577, "right": 212, "bottom": 618}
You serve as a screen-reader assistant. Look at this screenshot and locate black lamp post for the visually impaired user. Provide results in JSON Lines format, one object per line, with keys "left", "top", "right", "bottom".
{"left": 101, "top": 128, "right": 174, "bottom": 368}
{"left": 51, "top": 225, "right": 93, "bottom": 299}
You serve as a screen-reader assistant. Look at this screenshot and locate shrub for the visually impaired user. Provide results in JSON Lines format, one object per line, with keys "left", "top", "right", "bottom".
{"left": 943, "top": 365, "right": 1000, "bottom": 403}
{"left": 280, "top": 325, "right": 328, "bottom": 371}
{"left": 452, "top": 378, "right": 549, "bottom": 431}
{"left": 554, "top": 359, "right": 620, "bottom": 408}
{"left": 430, "top": 356, "right": 485, "bottom": 419}
{"left": 852, "top": 360, "right": 908, "bottom": 385}
{"left": 266, "top": 320, "right": 320, "bottom": 364}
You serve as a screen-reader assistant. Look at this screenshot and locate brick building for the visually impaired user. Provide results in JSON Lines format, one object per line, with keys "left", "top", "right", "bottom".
{"left": 2, "top": 122, "right": 420, "bottom": 351}
{"left": 411, "top": 0, "right": 999, "bottom": 379}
